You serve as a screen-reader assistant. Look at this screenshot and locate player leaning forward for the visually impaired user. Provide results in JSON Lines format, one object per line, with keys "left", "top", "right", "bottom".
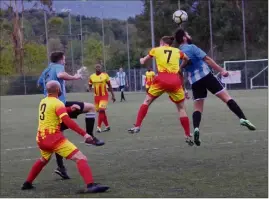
{"left": 174, "top": 28, "right": 256, "bottom": 146}
{"left": 37, "top": 51, "right": 104, "bottom": 180}
{"left": 128, "top": 36, "right": 194, "bottom": 145}
{"left": 22, "top": 80, "right": 109, "bottom": 193}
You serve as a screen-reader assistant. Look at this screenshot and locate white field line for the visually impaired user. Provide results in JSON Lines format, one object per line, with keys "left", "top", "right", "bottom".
{"left": 2, "top": 129, "right": 267, "bottom": 152}
{"left": 1, "top": 138, "right": 267, "bottom": 164}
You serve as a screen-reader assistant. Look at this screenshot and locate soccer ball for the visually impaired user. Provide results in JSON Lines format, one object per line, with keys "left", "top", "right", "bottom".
{"left": 173, "top": 10, "right": 188, "bottom": 24}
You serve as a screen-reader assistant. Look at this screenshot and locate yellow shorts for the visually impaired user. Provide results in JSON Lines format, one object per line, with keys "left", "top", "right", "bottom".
{"left": 148, "top": 81, "right": 185, "bottom": 103}
{"left": 40, "top": 139, "right": 78, "bottom": 161}
{"left": 94, "top": 96, "right": 108, "bottom": 111}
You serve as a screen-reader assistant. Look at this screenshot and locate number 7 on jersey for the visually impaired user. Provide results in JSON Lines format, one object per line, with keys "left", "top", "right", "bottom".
{"left": 164, "top": 50, "right": 172, "bottom": 63}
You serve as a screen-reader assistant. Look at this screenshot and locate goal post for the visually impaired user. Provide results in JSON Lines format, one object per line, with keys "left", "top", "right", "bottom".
{"left": 223, "top": 59, "right": 268, "bottom": 90}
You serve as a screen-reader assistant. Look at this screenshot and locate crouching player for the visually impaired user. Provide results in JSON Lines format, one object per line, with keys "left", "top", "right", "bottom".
{"left": 89, "top": 64, "right": 116, "bottom": 133}
{"left": 128, "top": 36, "right": 194, "bottom": 145}
{"left": 145, "top": 67, "right": 155, "bottom": 93}
{"left": 21, "top": 80, "right": 109, "bottom": 193}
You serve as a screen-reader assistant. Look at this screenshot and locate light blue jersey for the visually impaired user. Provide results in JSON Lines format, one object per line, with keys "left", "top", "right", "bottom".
{"left": 37, "top": 63, "right": 66, "bottom": 103}
{"left": 179, "top": 44, "right": 211, "bottom": 84}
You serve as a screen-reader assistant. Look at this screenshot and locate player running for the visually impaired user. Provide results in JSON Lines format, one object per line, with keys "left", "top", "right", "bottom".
{"left": 174, "top": 28, "right": 256, "bottom": 146}
{"left": 128, "top": 36, "right": 194, "bottom": 145}
{"left": 89, "top": 64, "right": 116, "bottom": 133}
{"left": 22, "top": 80, "right": 109, "bottom": 193}
{"left": 37, "top": 51, "right": 104, "bottom": 180}
{"left": 145, "top": 67, "right": 155, "bottom": 93}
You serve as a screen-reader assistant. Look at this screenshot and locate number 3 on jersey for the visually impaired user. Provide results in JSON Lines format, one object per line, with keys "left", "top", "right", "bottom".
{"left": 164, "top": 50, "right": 172, "bottom": 63}
{"left": 39, "top": 103, "right": 46, "bottom": 120}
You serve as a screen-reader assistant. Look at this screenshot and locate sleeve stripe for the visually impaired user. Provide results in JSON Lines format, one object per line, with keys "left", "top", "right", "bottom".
{"left": 59, "top": 113, "right": 68, "bottom": 118}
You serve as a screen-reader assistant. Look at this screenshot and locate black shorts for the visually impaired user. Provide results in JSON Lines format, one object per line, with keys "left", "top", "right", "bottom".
{"left": 191, "top": 73, "right": 224, "bottom": 100}
{"left": 119, "top": 85, "right": 125, "bottom": 91}
{"left": 60, "top": 101, "right": 84, "bottom": 131}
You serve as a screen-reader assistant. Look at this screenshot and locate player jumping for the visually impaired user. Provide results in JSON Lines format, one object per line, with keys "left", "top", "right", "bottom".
{"left": 128, "top": 36, "right": 194, "bottom": 145}
{"left": 22, "top": 80, "right": 109, "bottom": 193}
{"left": 37, "top": 51, "right": 104, "bottom": 180}
{"left": 145, "top": 67, "right": 155, "bottom": 93}
{"left": 89, "top": 64, "right": 116, "bottom": 133}
{"left": 174, "top": 28, "right": 256, "bottom": 146}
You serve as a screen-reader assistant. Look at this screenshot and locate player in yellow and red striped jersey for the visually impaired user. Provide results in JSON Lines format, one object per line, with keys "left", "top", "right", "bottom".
{"left": 145, "top": 67, "right": 155, "bottom": 92}
{"left": 21, "top": 80, "right": 109, "bottom": 193}
{"left": 128, "top": 36, "right": 194, "bottom": 146}
{"left": 89, "top": 64, "right": 116, "bottom": 133}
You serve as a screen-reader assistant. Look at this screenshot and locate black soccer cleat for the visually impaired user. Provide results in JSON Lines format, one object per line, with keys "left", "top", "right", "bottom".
{"left": 54, "top": 167, "right": 71, "bottom": 180}
{"left": 193, "top": 128, "right": 201, "bottom": 146}
{"left": 185, "top": 136, "right": 194, "bottom": 146}
{"left": 85, "top": 137, "right": 105, "bottom": 146}
{"left": 77, "top": 183, "right": 110, "bottom": 194}
{"left": 102, "top": 127, "right": 111, "bottom": 132}
{"left": 21, "top": 181, "right": 35, "bottom": 190}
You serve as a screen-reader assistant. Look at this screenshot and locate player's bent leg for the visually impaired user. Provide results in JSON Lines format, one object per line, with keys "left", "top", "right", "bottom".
{"left": 68, "top": 150, "right": 109, "bottom": 193}
{"left": 128, "top": 94, "right": 156, "bottom": 134}
{"left": 216, "top": 90, "right": 256, "bottom": 130}
{"left": 22, "top": 156, "right": 50, "bottom": 190}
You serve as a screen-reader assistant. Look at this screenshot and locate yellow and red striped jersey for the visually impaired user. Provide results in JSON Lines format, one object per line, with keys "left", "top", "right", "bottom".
{"left": 89, "top": 73, "right": 110, "bottom": 97}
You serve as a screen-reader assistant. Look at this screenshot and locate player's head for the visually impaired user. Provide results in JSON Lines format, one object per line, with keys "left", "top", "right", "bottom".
{"left": 46, "top": 80, "right": 62, "bottom": 97}
{"left": 50, "top": 51, "right": 66, "bottom": 65}
{"left": 95, "top": 63, "right": 102, "bottom": 74}
{"left": 174, "top": 28, "right": 192, "bottom": 45}
{"left": 160, "top": 36, "right": 174, "bottom": 46}
{"left": 119, "top": 67, "right": 123, "bottom": 72}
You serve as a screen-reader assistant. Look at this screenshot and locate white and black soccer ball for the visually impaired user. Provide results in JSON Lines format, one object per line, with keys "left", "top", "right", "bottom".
{"left": 173, "top": 10, "right": 188, "bottom": 24}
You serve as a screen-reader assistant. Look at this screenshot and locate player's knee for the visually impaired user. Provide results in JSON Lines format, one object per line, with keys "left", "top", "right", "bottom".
{"left": 143, "top": 95, "right": 154, "bottom": 105}
{"left": 84, "top": 102, "right": 95, "bottom": 112}
{"left": 216, "top": 90, "right": 232, "bottom": 103}
{"left": 70, "top": 151, "right": 87, "bottom": 162}
{"left": 40, "top": 157, "right": 49, "bottom": 164}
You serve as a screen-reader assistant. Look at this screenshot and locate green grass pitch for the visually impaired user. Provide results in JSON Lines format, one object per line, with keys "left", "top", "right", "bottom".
{"left": 0, "top": 90, "right": 268, "bottom": 197}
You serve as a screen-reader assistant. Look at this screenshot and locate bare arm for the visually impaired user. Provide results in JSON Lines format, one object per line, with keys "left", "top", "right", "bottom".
{"left": 140, "top": 55, "right": 152, "bottom": 65}
{"left": 107, "top": 82, "right": 116, "bottom": 102}
{"left": 203, "top": 56, "right": 224, "bottom": 73}
{"left": 57, "top": 72, "right": 81, "bottom": 81}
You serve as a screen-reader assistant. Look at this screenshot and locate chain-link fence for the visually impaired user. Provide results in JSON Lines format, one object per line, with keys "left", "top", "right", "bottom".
{"left": 0, "top": 1, "right": 267, "bottom": 96}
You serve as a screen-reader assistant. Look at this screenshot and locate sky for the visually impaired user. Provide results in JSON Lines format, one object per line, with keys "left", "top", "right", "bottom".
{"left": 1, "top": 0, "right": 144, "bottom": 19}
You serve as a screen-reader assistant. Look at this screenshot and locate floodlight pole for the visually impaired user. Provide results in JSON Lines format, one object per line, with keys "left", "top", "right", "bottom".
{"left": 150, "top": 0, "right": 156, "bottom": 72}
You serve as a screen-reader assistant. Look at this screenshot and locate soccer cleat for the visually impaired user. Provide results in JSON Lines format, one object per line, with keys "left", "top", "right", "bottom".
{"left": 21, "top": 181, "right": 35, "bottom": 190}
{"left": 96, "top": 127, "right": 102, "bottom": 133}
{"left": 102, "top": 126, "right": 110, "bottom": 132}
{"left": 128, "top": 126, "right": 140, "bottom": 134}
{"left": 77, "top": 183, "right": 110, "bottom": 194}
{"left": 185, "top": 136, "right": 194, "bottom": 146}
{"left": 85, "top": 136, "right": 105, "bottom": 146}
{"left": 54, "top": 167, "right": 70, "bottom": 180}
{"left": 240, "top": 119, "right": 256, "bottom": 131}
{"left": 193, "top": 128, "right": 201, "bottom": 146}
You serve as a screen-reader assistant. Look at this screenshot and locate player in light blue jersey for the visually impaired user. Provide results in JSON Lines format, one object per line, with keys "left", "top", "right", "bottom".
{"left": 174, "top": 29, "right": 256, "bottom": 146}
{"left": 38, "top": 51, "right": 104, "bottom": 179}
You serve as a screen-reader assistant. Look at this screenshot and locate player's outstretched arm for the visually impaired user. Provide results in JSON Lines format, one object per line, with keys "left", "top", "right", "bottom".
{"left": 203, "top": 56, "right": 228, "bottom": 76}
{"left": 179, "top": 53, "right": 189, "bottom": 68}
{"left": 140, "top": 55, "right": 152, "bottom": 65}
{"left": 57, "top": 72, "right": 82, "bottom": 81}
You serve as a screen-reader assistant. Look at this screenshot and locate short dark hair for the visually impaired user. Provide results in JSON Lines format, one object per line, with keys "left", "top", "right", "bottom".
{"left": 174, "top": 28, "right": 186, "bottom": 44}
{"left": 50, "top": 51, "right": 64, "bottom": 63}
{"left": 161, "top": 36, "right": 174, "bottom": 46}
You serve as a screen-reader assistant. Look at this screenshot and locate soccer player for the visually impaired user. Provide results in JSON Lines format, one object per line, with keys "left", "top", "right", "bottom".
{"left": 145, "top": 67, "right": 155, "bottom": 92}
{"left": 116, "top": 67, "right": 128, "bottom": 102}
{"left": 22, "top": 80, "right": 109, "bottom": 193}
{"left": 89, "top": 64, "right": 116, "bottom": 133}
{"left": 37, "top": 51, "right": 104, "bottom": 180}
{"left": 128, "top": 36, "right": 194, "bottom": 145}
{"left": 174, "top": 28, "right": 256, "bottom": 146}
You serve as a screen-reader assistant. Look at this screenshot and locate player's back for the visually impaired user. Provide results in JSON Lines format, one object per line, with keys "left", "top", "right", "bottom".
{"left": 38, "top": 97, "right": 63, "bottom": 133}
{"left": 150, "top": 46, "right": 182, "bottom": 74}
